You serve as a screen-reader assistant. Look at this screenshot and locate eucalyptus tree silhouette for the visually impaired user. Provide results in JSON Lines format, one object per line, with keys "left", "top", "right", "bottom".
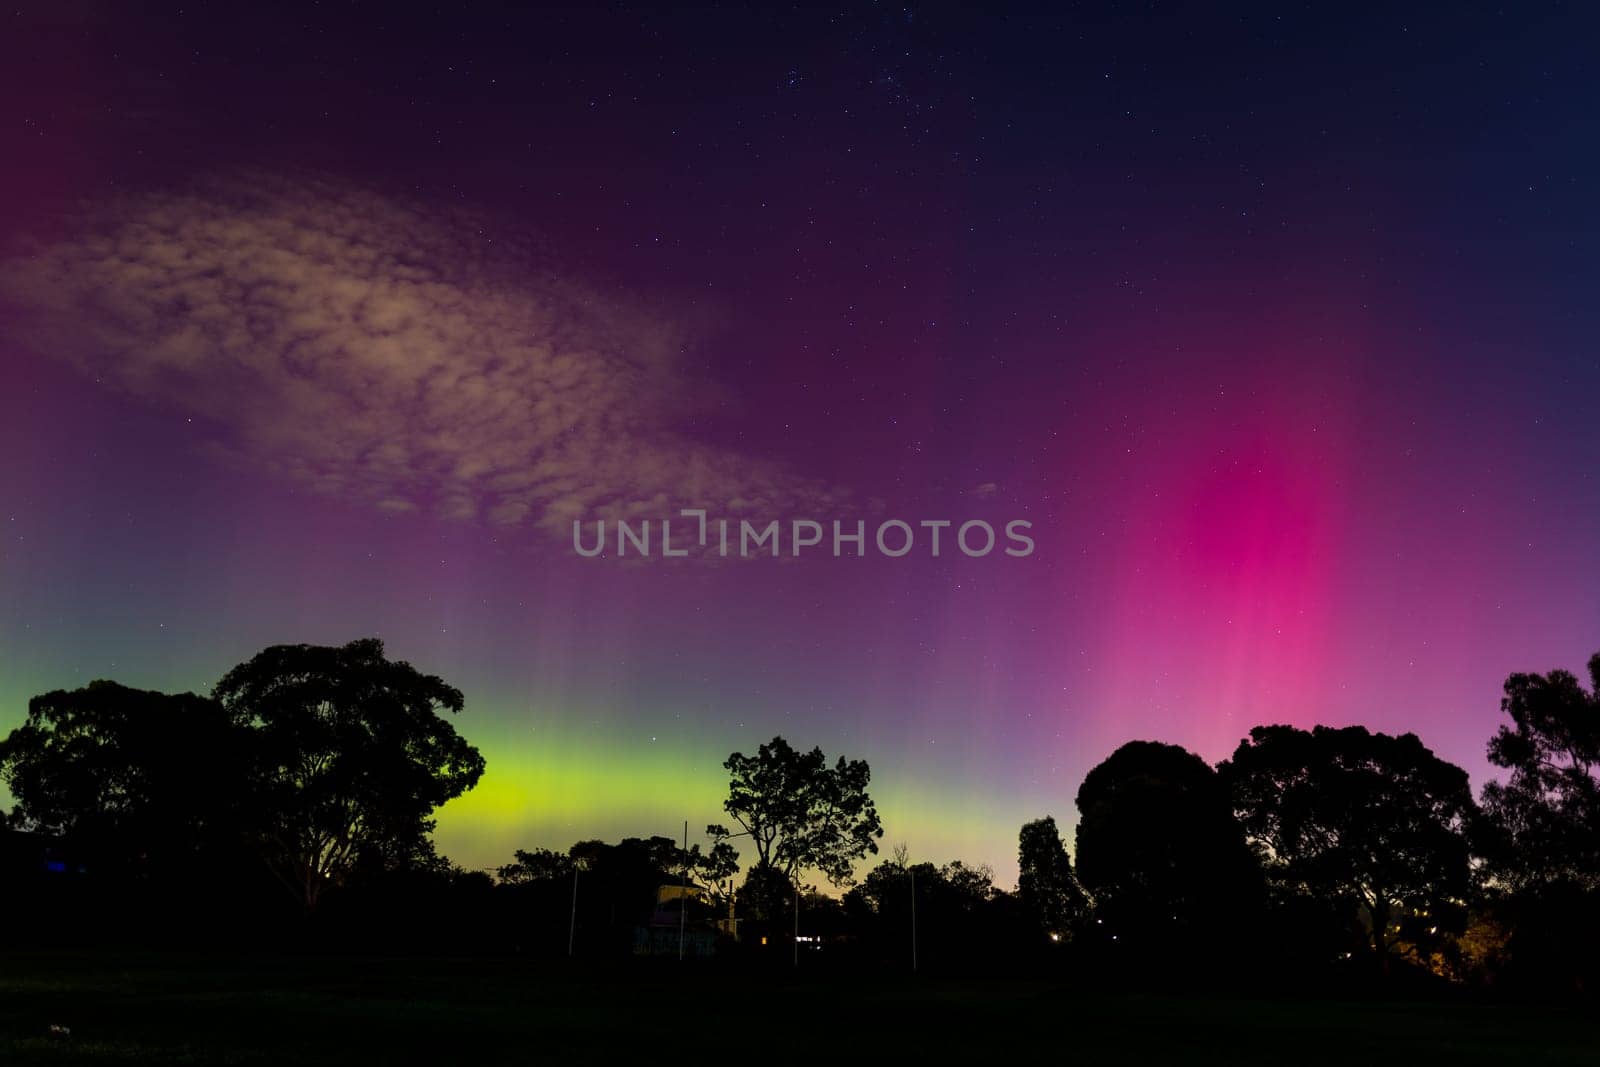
{"left": 0, "top": 680, "right": 246, "bottom": 879}
{"left": 1220, "top": 724, "right": 1476, "bottom": 961}
{"left": 1017, "top": 816, "right": 1089, "bottom": 940}
{"left": 1074, "top": 740, "right": 1263, "bottom": 962}
{"left": 1478, "top": 653, "right": 1600, "bottom": 991}
{"left": 1481, "top": 653, "right": 1600, "bottom": 891}
{"left": 213, "top": 638, "right": 484, "bottom": 910}
{"left": 711, "top": 735, "right": 883, "bottom": 902}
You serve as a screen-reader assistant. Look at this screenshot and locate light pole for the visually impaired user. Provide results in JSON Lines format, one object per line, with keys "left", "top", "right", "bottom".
{"left": 910, "top": 865, "right": 918, "bottom": 974}
{"left": 567, "top": 864, "right": 579, "bottom": 957}
{"left": 678, "top": 820, "right": 689, "bottom": 961}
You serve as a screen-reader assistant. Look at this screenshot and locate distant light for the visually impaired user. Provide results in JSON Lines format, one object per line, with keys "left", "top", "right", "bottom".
{"left": 1048, "top": 932, "right": 1061, "bottom": 943}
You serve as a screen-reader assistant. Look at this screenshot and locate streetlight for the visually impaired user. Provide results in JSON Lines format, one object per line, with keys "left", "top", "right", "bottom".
{"left": 910, "top": 864, "right": 918, "bottom": 974}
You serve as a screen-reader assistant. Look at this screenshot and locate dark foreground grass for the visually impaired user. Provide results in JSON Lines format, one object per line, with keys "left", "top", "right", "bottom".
{"left": 1, "top": 952, "right": 1594, "bottom": 1065}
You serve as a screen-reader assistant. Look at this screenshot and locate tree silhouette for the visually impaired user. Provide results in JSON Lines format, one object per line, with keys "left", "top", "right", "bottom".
{"left": 847, "top": 855, "right": 1026, "bottom": 969}
{"left": 1017, "top": 816, "right": 1089, "bottom": 940}
{"left": 1074, "top": 741, "right": 1262, "bottom": 956}
{"left": 692, "top": 836, "right": 741, "bottom": 915}
{"left": 0, "top": 680, "right": 248, "bottom": 879}
{"left": 1475, "top": 654, "right": 1600, "bottom": 992}
{"left": 497, "top": 847, "right": 575, "bottom": 885}
{"left": 213, "top": 638, "right": 484, "bottom": 910}
{"left": 1220, "top": 724, "right": 1476, "bottom": 960}
{"left": 1481, "top": 653, "right": 1600, "bottom": 891}
{"left": 736, "top": 861, "right": 798, "bottom": 927}
{"left": 576, "top": 836, "right": 683, "bottom": 945}
{"left": 717, "top": 736, "right": 883, "bottom": 888}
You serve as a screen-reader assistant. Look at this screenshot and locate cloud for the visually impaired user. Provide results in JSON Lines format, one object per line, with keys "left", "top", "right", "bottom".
{"left": 971, "top": 482, "right": 998, "bottom": 499}
{"left": 0, "top": 174, "right": 845, "bottom": 540}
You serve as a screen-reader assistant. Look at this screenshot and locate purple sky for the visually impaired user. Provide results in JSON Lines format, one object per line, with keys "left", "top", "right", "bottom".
{"left": 3, "top": 3, "right": 1598, "bottom": 883}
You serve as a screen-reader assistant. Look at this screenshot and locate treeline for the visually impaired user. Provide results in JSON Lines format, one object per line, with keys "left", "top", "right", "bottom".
{"left": 2, "top": 640, "right": 1597, "bottom": 995}
{"left": 0, "top": 639, "right": 485, "bottom": 943}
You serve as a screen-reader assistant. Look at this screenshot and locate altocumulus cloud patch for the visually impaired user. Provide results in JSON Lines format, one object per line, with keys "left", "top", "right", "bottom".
{"left": 0, "top": 173, "right": 845, "bottom": 539}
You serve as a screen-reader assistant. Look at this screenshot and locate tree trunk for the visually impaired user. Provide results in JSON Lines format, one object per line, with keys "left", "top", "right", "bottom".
{"left": 1369, "top": 895, "right": 1391, "bottom": 974}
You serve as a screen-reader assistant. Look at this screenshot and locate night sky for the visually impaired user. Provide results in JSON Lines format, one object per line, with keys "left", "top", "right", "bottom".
{"left": 2, "top": 3, "right": 1598, "bottom": 884}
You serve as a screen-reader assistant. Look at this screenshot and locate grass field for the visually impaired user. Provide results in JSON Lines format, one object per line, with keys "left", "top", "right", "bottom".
{"left": 1, "top": 952, "right": 1594, "bottom": 1065}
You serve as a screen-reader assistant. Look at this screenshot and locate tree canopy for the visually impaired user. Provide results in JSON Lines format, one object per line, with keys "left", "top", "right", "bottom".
{"left": 1074, "top": 740, "right": 1262, "bottom": 949}
{"left": 212, "top": 638, "right": 485, "bottom": 909}
{"left": 714, "top": 735, "right": 883, "bottom": 888}
{"left": 0, "top": 680, "right": 247, "bottom": 876}
{"left": 1481, "top": 653, "right": 1600, "bottom": 891}
{"left": 1017, "top": 816, "right": 1089, "bottom": 939}
{"left": 1220, "top": 724, "right": 1476, "bottom": 958}
{"left": 10, "top": 637, "right": 1600, "bottom": 989}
